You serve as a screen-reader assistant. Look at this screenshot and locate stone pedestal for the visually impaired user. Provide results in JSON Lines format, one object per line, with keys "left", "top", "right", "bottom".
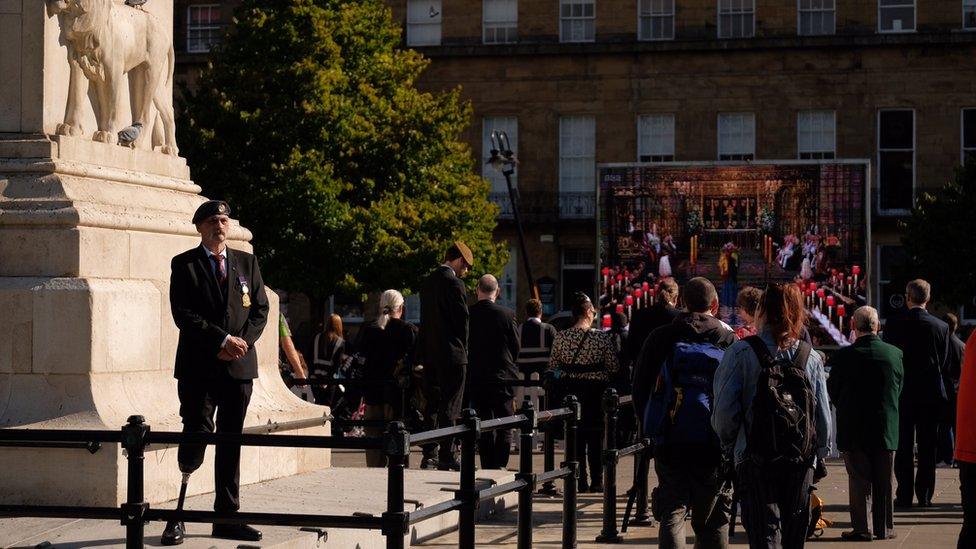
{"left": 0, "top": 0, "right": 328, "bottom": 507}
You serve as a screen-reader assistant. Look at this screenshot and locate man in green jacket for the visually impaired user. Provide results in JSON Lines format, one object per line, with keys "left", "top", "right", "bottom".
{"left": 827, "top": 306, "right": 904, "bottom": 541}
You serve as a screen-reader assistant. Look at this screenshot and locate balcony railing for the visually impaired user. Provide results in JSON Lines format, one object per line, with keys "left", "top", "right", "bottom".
{"left": 487, "top": 191, "right": 596, "bottom": 222}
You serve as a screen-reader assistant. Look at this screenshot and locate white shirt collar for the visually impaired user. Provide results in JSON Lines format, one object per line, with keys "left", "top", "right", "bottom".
{"left": 202, "top": 244, "right": 227, "bottom": 260}
{"left": 527, "top": 317, "right": 542, "bottom": 324}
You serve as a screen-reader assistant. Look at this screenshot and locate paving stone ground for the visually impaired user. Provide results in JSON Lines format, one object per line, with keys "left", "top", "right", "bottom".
{"left": 333, "top": 449, "right": 965, "bottom": 548}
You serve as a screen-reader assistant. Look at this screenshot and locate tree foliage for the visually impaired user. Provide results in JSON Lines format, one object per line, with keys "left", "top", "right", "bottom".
{"left": 178, "top": 0, "right": 506, "bottom": 303}
{"left": 902, "top": 160, "right": 976, "bottom": 308}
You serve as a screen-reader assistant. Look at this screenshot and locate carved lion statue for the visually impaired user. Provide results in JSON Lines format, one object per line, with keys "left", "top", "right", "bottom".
{"left": 48, "top": 0, "right": 178, "bottom": 155}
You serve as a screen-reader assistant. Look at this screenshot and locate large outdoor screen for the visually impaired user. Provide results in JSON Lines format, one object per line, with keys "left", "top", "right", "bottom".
{"left": 597, "top": 162, "right": 870, "bottom": 347}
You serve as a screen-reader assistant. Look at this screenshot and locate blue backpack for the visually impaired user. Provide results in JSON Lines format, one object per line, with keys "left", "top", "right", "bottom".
{"left": 643, "top": 341, "right": 725, "bottom": 450}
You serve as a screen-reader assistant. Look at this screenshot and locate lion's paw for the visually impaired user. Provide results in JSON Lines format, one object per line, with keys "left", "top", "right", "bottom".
{"left": 160, "top": 145, "right": 179, "bottom": 156}
{"left": 56, "top": 123, "right": 82, "bottom": 137}
{"left": 92, "top": 130, "right": 113, "bottom": 144}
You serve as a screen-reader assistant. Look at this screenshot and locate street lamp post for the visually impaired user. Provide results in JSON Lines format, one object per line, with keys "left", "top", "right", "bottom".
{"left": 488, "top": 130, "right": 539, "bottom": 301}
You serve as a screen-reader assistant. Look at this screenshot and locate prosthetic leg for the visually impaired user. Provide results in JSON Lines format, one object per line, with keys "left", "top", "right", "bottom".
{"left": 161, "top": 467, "right": 194, "bottom": 545}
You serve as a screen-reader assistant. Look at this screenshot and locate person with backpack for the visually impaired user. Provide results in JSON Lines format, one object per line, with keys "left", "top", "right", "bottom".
{"left": 712, "top": 283, "right": 831, "bottom": 549}
{"left": 633, "top": 277, "right": 737, "bottom": 548}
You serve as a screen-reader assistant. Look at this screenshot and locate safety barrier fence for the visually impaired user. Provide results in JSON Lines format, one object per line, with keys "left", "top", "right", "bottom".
{"left": 0, "top": 396, "right": 583, "bottom": 549}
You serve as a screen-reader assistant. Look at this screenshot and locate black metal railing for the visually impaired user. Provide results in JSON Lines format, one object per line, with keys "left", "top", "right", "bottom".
{"left": 0, "top": 396, "right": 582, "bottom": 549}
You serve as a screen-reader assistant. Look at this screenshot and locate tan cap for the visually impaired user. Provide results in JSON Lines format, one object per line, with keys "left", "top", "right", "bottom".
{"left": 454, "top": 241, "right": 474, "bottom": 266}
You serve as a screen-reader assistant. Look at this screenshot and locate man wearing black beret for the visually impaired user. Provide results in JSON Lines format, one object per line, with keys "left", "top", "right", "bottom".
{"left": 161, "top": 200, "right": 269, "bottom": 544}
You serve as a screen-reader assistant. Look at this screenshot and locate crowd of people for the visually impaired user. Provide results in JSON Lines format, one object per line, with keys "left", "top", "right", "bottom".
{"left": 278, "top": 241, "right": 972, "bottom": 549}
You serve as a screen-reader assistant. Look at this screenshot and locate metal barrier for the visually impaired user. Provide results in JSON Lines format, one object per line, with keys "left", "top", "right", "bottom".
{"left": 595, "top": 388, "right": 653, "bottom": 543}
{"left": 0, "top": 396, "right": 582, "bottom": 549}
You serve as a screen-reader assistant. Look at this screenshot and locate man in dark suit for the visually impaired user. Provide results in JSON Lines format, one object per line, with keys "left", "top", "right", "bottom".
{"left": 828, "top": 306, "right": 903, "bottom": 541}
{"left": 418, "top": 242, "right": 472, "bottom": 469}
{"left": 882, "top": 279, "right": 952, "bottom": 508}
{"left": 161, "top": 200, "right": 269, "bottom": 545}
{"left": 468, "top": 274, "right": 521, "bottom": 469}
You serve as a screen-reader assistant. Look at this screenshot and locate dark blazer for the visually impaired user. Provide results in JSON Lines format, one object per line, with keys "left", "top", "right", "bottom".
{"left": 517, "top": 319, "right": 557, "bottom": 373}
{"left": 882, "top": 307, "right": 952, "bottom": 409}
{"left": 626, "top": 302, "right": 680, "bottom": 364}
{"left": 468, "top": 300, "right": 521, "bottom": 387}
{"left": 170, "top": 246, "right": 270, "bottom": 380}
{"left": 418, "top": 265, "right": 469, "bottom": 389}
{"left": 360, "top": 318, "right": 418, "bottom": 405}
{"left": 827, "top": 334, "right": 904, "bottom": 452}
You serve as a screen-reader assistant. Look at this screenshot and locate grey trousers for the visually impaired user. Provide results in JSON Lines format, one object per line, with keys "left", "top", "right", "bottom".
{"left": 842, "top": 449, "right": 895, "bottom": 538}
{"left": 654, "top": 452, "right": 732, "bottom": 549}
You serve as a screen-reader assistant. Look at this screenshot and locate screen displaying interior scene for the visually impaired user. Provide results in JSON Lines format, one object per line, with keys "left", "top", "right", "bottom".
{"left": 598, "top": 162, "right": 868, "bottom": 347}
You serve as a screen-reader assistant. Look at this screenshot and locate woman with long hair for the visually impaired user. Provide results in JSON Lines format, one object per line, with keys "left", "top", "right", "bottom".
{"left": 547, "top": 292, "right": 619, "bottom": 492}
{"left": 358, "top": 290, "right": 418, "bottom": 466}
{"left": 311, "top": 314, "right": 346, "bottom": 408}
{"left": 712, "top": 283, "right": 831, "bottom": 549}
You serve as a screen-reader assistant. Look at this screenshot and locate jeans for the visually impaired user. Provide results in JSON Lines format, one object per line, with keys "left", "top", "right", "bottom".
{"left": 654, "top": 451, "right": 731, "bottom": 549}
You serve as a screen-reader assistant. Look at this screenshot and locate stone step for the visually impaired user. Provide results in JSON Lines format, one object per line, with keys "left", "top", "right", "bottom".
{"left": 0, "top": 467, "right": 519, "bottom": 548}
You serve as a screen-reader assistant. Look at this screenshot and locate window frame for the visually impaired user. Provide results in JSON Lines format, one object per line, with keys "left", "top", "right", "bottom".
{"left": 965, "top": 0, "right": 976, "bottom": 30}
{"left": 717, "top": 112, "right": 756, "bottom": 161}
{"left": 186, "top": 4, "right": 221, "bottom": 53}
{"left": 876, "top": 108, "right": 916, "bottom": 216}
{"left": 962, "top": 108, "right": 976, "bottom": 164}
{"left": 483, "top": 0, "right": 518, "bottom": 44}
{"left": 637, "top": 113, "right": 676, "bottom": 162}
{"left": 717, "top": 0, "right": 756, "bottom": 39}
{"left": 559, "top": 0, "right": 596, "bottom": 43}
{"left": 638, "top": 0, "right": 676, "bottom": 41}
{"left": 558, "top": 115, "right": 597, "bottom": 218}
{"left": 878, "top": 0, "right": 916, "bottom": 34}
{"left": 797, "top": 110, "right": 837, "bottom": 160}
{"left": 406, "top": 0, "right": 443, "bottom": 47}
{"left": 797, "top": 0, "right": 836, "bottom": 36}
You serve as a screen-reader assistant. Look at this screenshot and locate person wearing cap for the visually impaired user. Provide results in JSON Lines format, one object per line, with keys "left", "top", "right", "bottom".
{"left": 417, "top": 241, "right": 473, "bottom": 470}
{"left": 161, "top": 200, "right": 269, "bottom": 544}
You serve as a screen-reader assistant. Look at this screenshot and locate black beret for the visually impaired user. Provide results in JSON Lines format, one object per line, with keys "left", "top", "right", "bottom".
{"left": 192, "top": 200, "right": 231, "bottom": 224}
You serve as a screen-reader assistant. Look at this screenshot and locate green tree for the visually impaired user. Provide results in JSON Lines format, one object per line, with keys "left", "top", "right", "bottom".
{"left": 902, "top": 160, "right": 976, "bottom": 308}
{"left": 178, "top": 0, "right": 507, "bottom": 311}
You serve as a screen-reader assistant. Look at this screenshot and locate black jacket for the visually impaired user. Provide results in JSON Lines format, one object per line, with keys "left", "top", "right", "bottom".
{"left": 468, "top": 300, "right": 521, "bottom": 386}
{"left": 418, "top": 265, "right": 469, "bottom": 389}
{"left": 632, "top": 312, "right": 736, "bottom": 417}
{"left": 626, "top": 302, "right": 680, "bottom": 363}
{"left": 882, "top": 307, "right": 952, "bottom": 409}
{"left": 170, "top": 246, "right": 269, "bottom": 380}
{"left": 516, "top": 319, "right": 557, "bottom": 373}
{"left": 360, "top": 318, "right": 418, "bottom": 405}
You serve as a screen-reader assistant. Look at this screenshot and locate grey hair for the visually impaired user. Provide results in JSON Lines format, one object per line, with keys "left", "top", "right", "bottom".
{"left": 377, "top": 289, "right": 404, "bottom": 330}
{"left": 852, "top": 306, "right": 880, "bottom": 334}
{"left": 478, "top": 274, "right": 499, "bottom": 295}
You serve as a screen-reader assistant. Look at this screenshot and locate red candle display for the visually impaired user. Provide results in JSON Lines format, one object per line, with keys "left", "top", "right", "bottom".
{"left": 649, "top": 287, "right": 657, "bottom": 305}
{"left": 837, "top": 304, "right": 846, "bottom": 331}
{"left": 634, "top": 289, "right": 644, "bottom": 309}
{"left": 808, "top": 282, "right": 817, "bottom": 292}
{"left": 826, "top": 295, "right": 835, "bottom": 307}
{"left": 602, "top": 314, "right": 612, "bottom": 329}
{"left": 816, "top": 288, "right": 825, "bottom": 310}
{"left": 852, "top": 265, "right": 861, "bottom": 293}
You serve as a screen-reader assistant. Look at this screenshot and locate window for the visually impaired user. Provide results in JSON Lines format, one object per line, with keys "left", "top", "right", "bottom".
{"left": 877, "top": 109, "right": 915, "bottom": 213}
{"left": 638, "top": 114, "right": 675, "bottom": 162}
{"left": 559, "top": 116, "right": 596, "bottom": 218}
{"left": 404, "top": 294, "right": 421, "bottom": 324}
{"left": 498, "top": 246, "right": 518, "bottom": 310}
{"left": 879, "top": 0, "right": 915, "bottom": 33}
{"left": 966, "top": 0, "right": 976, "bottom": 29}
{"left": 798, "top": 0, "right": 835, "bottom": 36}
{"left": 718, "top": 113, "right": 755, "bottom": 161}
{"left": 964, "top": 109, "right": 976, "bottom": 163}
{"left": 877, "top": 245, "right": 909, "bottom": 319}
{"left": 560, "top": 0, "right": 595, "bottom": 43}
{"left": 561, "top": 248, "right": 595, "bottom": 310}
{"left": 718, "top": 0, "right": 755, "bottom": 38}
{"left": 186, "top": 5, "right": 221, "bottom": 53}
{"left": 407, "top": 0, "right": 442, "bottom": 46}
{"left": 639, "top": 0, "right": 675, "bottom": 41}
{"left": 484, "top": 0, "right": 518, "bottom": 44}
{"left": 797, "top": 110, "right": 836, "bottom": 159}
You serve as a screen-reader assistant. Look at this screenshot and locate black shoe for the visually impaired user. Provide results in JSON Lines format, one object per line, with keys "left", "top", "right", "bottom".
{"left": 875, "top": 532, "right": 897, "bottom": 540}
{"left": 437, "top": 459, "right": 461, "bottom": 471}
{"left": 212, "top": 523, "right": 262, "bottom": 542}
{"left": 590, "top": 482, "right": 604, "bottom": 493}
{"left": 840, "top": 531, "right": 874, "bottom": 542}
{"left": 893, "top": 499, "right": 913, "bottom": 509}
{"left": 577, "top": 478, "right": 589, "bottom": 493}
{"left": 918, "top": 500, "right": 933, "bottom": 508}
{"left": 160, "top": 521, "right": 185, "bottom": 546}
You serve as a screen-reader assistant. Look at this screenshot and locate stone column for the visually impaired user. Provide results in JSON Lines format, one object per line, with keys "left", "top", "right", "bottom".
{"left": 0, "top": 0, "right": 328, "bottom": 506}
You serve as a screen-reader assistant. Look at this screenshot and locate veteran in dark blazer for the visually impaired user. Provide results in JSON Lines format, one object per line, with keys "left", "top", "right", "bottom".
{"left": 828, "top": 306, "right": 903, "bottom": 541}
{"left": 418, "top": 241, "right": 472, "bottom": 469}
{"left": 881, "top": 279, "right": 952, "bottom": 507}
{"left": 162, "top": 200, "right": 269, "bottom": 545}
{"left": 468, "top": 274, "right": 521, "bottom": 469}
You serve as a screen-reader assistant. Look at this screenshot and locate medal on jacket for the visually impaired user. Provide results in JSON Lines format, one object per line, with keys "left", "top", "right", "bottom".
{"left": 239, "top": 275, "right": 251, "bottom": 308}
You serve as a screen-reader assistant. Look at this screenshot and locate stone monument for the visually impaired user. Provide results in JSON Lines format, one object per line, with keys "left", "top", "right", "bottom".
{"left": 0, "top": 0, "right": 328, "bottom": 506}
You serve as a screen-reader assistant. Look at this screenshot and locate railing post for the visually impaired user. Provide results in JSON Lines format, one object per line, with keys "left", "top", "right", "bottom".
{"left": 539, "top": 386, "right": 559, "bottom": 496}
{"left": 121, "top": 415, "right": 149, "bottom": 549}
{"left": 382, "top": 421, "right": 410, "bottom": 549}
{"left": 562, "top": 395, "right": 580, "bottom": 549}
{"left": 596, "top": 389, "right": 622, "bottom": 543}
{"left": 517, "top": 401, "right": 537, "bottom": 549}
{"left": 633, "top": 435, "right": 653, "bottom": 526}
{"left": 458, "top": 409, "right": 480, "bottom": 549}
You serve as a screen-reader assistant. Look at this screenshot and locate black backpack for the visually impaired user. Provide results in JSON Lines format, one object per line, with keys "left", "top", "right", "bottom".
{"left": 743, "top": 336, "right": 817, "bottom": 465}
